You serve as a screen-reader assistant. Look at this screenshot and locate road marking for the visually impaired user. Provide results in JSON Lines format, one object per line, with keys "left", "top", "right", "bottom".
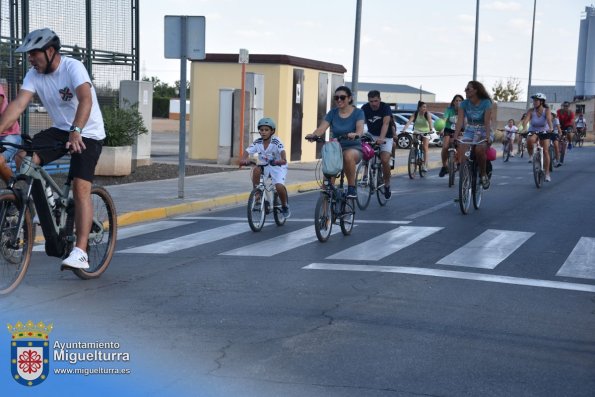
{"left": 437, "top": 229, "right": 534, "bottom": 269}
{"left": 178, "top": 216, "right": 410, "bottom": 224}
{"left": 556, "top": 237, "right": 595, "bottom": 280}
{"left": 119, "top": 222, "right": 251, "bottom": 254}
{"left": 327, "top": 226, "right": 443, "bottom": 261}
{"left": 220, "top": 226, "right": 341, "bottom": 257}
{"left": 33, "top": 220, "right": 194, "bottom": 252}
{"left": 405, "top": 202, "right": 452, "bottom": 220}
{"left": 303, "top": 263, "right": 595, "bottom": 293}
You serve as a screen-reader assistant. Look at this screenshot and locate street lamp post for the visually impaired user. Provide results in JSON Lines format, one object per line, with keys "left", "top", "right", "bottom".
{"left": 473, "top": 0, "right": 480, "bottom": 81}
{"left": 351, "top": 0, "right": 362, "bottom": 99}
{"left": 527, "top": 0, "right": 537, "bottom": 106}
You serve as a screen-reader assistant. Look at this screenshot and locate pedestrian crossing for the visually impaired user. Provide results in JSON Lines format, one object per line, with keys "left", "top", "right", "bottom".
{"left": 105, "top": 218, "right": 595, "bottom": 286}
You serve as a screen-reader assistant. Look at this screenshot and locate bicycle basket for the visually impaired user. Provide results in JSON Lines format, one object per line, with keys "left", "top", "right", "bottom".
{"left": 361, "top": 141, "right": 374, "bottom": 161}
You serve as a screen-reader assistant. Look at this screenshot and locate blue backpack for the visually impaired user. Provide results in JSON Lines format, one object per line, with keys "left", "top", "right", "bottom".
{"left": 321, "top": 140, "right": 343, "bottom": 177}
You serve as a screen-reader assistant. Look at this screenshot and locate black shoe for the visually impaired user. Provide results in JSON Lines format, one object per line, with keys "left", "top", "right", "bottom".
{"left": 439, "top": 166, "right": 448, "bottom": 177}
{"left": 384, "top": 186, "right": 392, "bottom": 200}
{"left": 346, "top": 186, "right": 357, "bottom": 198}
{"left": 555, "top": 162, "right": 562, "bottom": 168}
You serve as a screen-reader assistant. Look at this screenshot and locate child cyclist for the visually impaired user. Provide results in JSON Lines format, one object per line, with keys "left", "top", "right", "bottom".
{"left": 240, "top": 117, "right": 290, "bottom": 218}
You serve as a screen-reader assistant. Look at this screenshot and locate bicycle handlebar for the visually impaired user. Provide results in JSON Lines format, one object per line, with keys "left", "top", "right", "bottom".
{"left": 305, "top": 134, "right": 360, "bottom": 143}
{"left": 456, "top": 138, "right": 488, "bottom": 145}
{"left": 0, "top": 138, "right": 66, "bottom": 153}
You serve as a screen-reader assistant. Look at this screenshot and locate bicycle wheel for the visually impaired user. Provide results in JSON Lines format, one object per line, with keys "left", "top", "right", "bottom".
{"left": 407, "top": 147, "right": 416, "bottom": 179}
{"left": 247, "top": 188, "right": 266, "bottom": 232}
{"left": 548, "top": 144, "right": 554, "bottom": 172}
{"left": 472, "top": 164, "right": 483, "bottom": 210}
{"left": 0, "top": 193, "right": 33, "bottom": 295}
{"left": 578, "top": 133, "right": 584, "bottom": 148}
{"left": 355, "top": 161, "right": 371, "bottom": 210}
{"left": 376, "top": 165, "right": 388, "bottom": 206}
{"left": 70, "top": 186, "right": 117, "bottom": 279}
{"left": 447, "top": 149, "right": 456, "bottom": 187}
{"left": 273, "top": 187, "right": 287, "bottom": 226}
{"left": 458, "top": 161, "right": 471, "bottom": 215}
{"left": 340, "top": 198, "right": 356, "bottom": 236}
{"left": 314, "top": 193, "right": 333, "bottom": 242}
{"left": 532, "top": 151, "right": 542, "bottom": 189}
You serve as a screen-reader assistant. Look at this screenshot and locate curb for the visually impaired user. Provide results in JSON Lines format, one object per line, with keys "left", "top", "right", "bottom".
{"left": 115, "top": 160, "right": 443, "bottom": 227}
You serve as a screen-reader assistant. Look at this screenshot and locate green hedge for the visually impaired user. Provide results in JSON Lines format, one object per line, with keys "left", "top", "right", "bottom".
{"left": 153, "top": 96, "right": 170, "bottom": 118}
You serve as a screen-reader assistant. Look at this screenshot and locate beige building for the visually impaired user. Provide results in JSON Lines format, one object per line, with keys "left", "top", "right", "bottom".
{"left": 189, "top": 54, "right": 346, "bottom": 163}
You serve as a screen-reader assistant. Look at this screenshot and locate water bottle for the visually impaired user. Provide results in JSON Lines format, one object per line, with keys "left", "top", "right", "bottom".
{"left": 46, "top": 186, "right": 56, "bottom": 208}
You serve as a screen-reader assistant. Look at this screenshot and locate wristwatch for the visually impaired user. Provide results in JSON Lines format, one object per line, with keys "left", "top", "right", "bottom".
{"left": 69, "top": 125, "right": 82, "bottom": 134}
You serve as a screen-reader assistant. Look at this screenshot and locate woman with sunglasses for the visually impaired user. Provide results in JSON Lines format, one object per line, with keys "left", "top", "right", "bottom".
{"left": 454, "top": 80, "right": 493, "bottom": 189}
{"left": 306, "top": 86, "right": 364, "bottom": 198}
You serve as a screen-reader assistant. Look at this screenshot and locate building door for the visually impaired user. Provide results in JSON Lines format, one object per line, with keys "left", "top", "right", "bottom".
{"left": 290, "top": 69, "right": 304, "bottom": 161}
{"left": 316, "top": 72, "right": 329, "bottom": 158}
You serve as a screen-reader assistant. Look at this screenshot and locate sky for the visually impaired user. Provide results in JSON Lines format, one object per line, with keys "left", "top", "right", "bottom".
{"left": 139, "top": 0, "right": 590, "bottom": 102}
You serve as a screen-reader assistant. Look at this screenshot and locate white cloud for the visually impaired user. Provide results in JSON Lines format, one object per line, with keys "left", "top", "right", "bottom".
{"left": 484, "top": 1, "right": 522, "bottom": 11}
{"left": 458, "top": 14, "right": 475, "bottom": 23}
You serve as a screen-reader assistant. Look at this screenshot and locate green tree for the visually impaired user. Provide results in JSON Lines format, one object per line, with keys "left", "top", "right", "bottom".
{"left": 492, "top": 78, "right": 522, "bottom": 102}
{"left": 142, "top": 76, "right": 177, "bottom": 98}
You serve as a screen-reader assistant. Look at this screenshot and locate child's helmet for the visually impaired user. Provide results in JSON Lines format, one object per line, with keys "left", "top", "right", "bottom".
{"left": 257, "top": 117, "right": 276, "bottom": 130}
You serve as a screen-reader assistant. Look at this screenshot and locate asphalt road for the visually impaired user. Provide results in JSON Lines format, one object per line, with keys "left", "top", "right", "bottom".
{"left": 2, "top": 145, "right": 594, "bottom": 397}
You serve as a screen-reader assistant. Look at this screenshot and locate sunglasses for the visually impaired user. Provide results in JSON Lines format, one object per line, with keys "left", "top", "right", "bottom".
{"left": 334, "top": 95, "right": 348, "bottom": 101}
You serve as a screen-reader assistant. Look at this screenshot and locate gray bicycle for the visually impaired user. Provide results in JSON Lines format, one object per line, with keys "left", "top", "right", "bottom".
{"left": 0, "top": 136, "right": 117, "bottom": 295}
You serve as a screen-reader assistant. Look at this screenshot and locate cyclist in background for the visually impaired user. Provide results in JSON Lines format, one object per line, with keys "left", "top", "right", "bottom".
{"left": 551, "top": 111, "right": 561, "bottom": 167}
{"left": 503, "top": 118, "right": 517, "bottom": 162}
{"left": 0, "top": 28, "right": 105, "bottom": 270}
{"left": 439, "top": 94, "right": 464, "bottom": 176}
{"left": 240, "top": 117, "right": 290, "bottom": 218}
{"left": 557, "top": 101, "right": 575, "bottom": 151}
{"left": 575, "top": 112, "right": 587, "bottom": 142}
{"left": 402, "top": 101, "right": 434, "bottom": 172}
{"left": 454, "top": 81, "right": 493, "bottom": 189}
{"left": 361, "top": 90, "right": 393, "bottom": 199}
{"left": 0, "top": 84, "right": 21, "bottom": 182}
{"left": 306, "top": 85, "right": 364, "bottom": 198}
{"left": 522, "top": 93, "right": 553, "bottom": 182}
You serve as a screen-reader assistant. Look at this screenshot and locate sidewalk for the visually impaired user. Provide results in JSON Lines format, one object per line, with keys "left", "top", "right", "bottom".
{"left": 106, "top": 118, "right": 447, "bottom": 226}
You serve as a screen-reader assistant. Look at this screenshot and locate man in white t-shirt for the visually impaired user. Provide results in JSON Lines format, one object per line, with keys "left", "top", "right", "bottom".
{"left": 0, "top": 28, "right": 106, "bottom": 270}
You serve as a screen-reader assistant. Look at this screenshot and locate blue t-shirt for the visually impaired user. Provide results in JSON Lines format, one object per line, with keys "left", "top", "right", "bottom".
{"left": 460, "top": 98, "right": 492, "bottom": 125}
{"left": 361, "top": 102, "right": 393, "bottom": 138}
{"left": 324, "top": 107, "right": 365, "bottom": 150}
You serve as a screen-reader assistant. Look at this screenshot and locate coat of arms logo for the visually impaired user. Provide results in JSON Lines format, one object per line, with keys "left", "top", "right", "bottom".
{"left": 7, "top": 320, "right": 53, "bottom": 386}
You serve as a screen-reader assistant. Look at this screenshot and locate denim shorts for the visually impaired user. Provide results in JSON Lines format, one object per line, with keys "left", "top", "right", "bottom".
{"left": 0, "top": 134, "right": 22, "bottom": 161}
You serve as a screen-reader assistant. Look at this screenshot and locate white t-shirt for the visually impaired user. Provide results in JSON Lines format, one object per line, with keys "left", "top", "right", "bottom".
{"left": 21, "top": 56, "right": 105, "bottom": 140}
{"left": 575, "top": 116, "right": 587, "bottom": 129}
{"left": 504, "top": 124, "right": 518, "bottom": 137}
{"left": 246, "top": 136, "right": 287, "bottom": 165}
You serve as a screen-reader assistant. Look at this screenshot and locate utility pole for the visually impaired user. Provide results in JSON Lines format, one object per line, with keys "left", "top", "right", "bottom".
{"left": 351, "top": 0, "right": 362, "bottom": 100}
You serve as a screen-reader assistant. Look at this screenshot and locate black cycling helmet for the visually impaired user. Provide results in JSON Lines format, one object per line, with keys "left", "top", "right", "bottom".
{"left": 16, "top": 28, "right": 61, "bottom": 74}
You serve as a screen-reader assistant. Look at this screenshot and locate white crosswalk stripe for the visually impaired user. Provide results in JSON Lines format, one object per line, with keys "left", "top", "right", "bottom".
{"left": 220, "top": 225, "right": 341, "bottom": 257}
{"left": 48, "top": 216, "right": 592, "bottom": 283}
{"left": 326, "top": 226, "right": 443, "bottom": 261}
{"left": 556, "top": 237, "right": 595, "bottom": 280}
{"left": 33, "top": 220, "right": 194, "bottom": 252}
{"left": 119, "top": 222, "right": 252, "bottom": 254}
{"left": 437, "top": 229, "right": 534, "bottom": 269}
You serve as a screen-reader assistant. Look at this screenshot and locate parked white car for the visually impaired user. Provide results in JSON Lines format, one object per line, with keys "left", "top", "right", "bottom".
{"left": 28, "top": 103, "right": 47, "bottom": 113}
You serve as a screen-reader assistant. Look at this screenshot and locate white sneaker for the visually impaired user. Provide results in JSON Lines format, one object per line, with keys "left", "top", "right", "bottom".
{"left": 61, "top": 247, "right": 89, "bottom": 269}
{"left": 545, "top": 175, "right": 551, "bottom": 182}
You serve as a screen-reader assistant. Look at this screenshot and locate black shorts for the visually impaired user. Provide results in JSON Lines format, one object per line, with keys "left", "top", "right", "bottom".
{"left": 33, "top": 128, "right": 103, "bottom": 182}
{"left": 443, "top": 128, "right": 456, "bottom": 138}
